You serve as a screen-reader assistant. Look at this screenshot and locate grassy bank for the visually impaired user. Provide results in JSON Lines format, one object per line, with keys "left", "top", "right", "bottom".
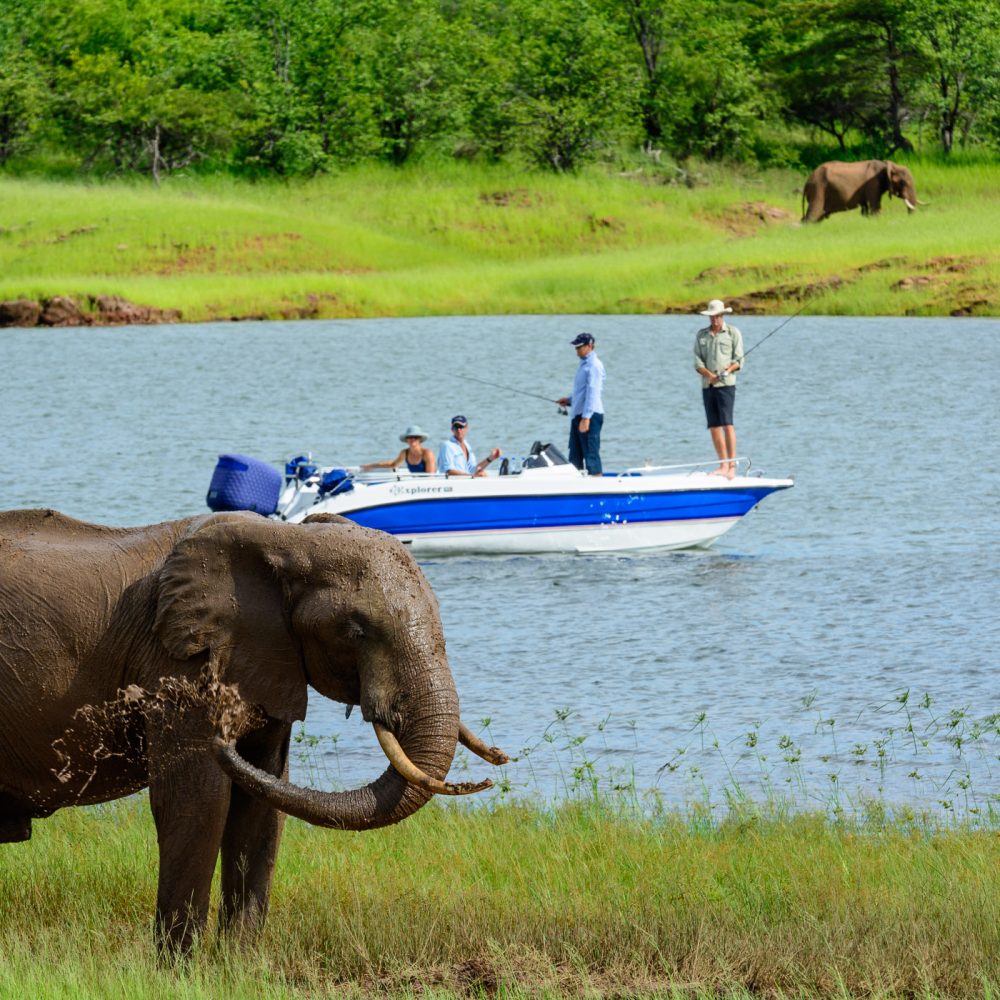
{"left": 1, "top": 159, "right": 999, "bottom": 322}
{"left": 3, "top": 797, "right": 1000, "bottom": 999}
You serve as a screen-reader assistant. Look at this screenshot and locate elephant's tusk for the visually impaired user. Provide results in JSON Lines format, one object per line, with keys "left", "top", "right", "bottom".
{"left": 458, "top": 722, "right": 512, "bottom": 765}
{"left": 373, "top": 722, "right": 493, "bottom": 796}
{"left": 904, "top": 198, "right": 917, "bottom": 210}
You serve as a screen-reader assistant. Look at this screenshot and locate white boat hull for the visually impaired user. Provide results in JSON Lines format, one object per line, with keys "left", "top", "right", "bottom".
{"left": 275, "top": 463, "right": 793, "bottom": 556}
{"left": 395, "top": 515, "right": 742, "bottom": 556}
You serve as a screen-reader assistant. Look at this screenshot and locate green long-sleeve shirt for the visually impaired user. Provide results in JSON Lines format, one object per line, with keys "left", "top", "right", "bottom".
{"left": 694, "top": 323, "right": 744, "bottom": 388}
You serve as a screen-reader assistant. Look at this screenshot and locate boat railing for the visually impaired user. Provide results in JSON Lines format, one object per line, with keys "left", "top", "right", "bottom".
{"left": 349, "top": 468, "right": 449, "bottom": 483}
{"left": 334, "top": 458, "right": 761, "bottom": 483}
{"left": 620, "top": 457, "right": 753, "bottom": 476}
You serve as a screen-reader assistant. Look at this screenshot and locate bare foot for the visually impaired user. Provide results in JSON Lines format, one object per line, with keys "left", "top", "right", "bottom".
{"left": 724, "top": 465, "right": 736, "bottom": 480}
{"left": 709, "top": 466, "right": 728, "bottom": 476}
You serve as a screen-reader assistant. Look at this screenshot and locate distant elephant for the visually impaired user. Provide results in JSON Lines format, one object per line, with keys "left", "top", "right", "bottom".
{"left": 802, "top": 160, "right": 919, "bottom": 222}
{"left": 0, "top": 509, "right": 508, "bottom": 954}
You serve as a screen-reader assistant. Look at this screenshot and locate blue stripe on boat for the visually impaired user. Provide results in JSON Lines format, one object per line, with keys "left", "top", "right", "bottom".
{"left": 337, "top": 487, "right": 780, "bottom": 536}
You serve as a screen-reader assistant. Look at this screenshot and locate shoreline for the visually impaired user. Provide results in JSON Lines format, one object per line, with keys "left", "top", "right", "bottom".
{"left": 2, "top": 273, "right": 994, "bottom": 329}
{"left": 2, "top": 164, "right": 999, "bottom": 323}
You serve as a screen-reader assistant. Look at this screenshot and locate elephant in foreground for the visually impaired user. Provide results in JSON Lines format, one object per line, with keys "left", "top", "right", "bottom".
{"left": 802, "top": 160, "right": 919, "bottom": 222}
{"left": 0, "top": 509, "right": 507, "bottom": 953}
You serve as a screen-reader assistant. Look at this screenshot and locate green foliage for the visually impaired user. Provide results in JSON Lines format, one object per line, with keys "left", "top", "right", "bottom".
{"left": 655, "top": 2, "right": 768, "bottom": 162}
{"left": 500, "top": 0, "right": 640, "bottom": 171}
{"left": 1, "top": 0, "right": 999, "bottom": 176}
{"left": 901, "top": 0, "right": 1000, "bottom": 154}
{"left": 363, "top": 0, "right": 468, "bottom": 165}
{"left": 0, "top": 50, "right": 49, "bottom": 165}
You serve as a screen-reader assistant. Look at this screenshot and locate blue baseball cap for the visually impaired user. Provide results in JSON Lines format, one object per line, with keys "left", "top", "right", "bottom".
{"left": 570, "top": 332, "right": 595, "bottom": 347}
{"left": 451, "top": 414, "right": 468, "bottom": 428}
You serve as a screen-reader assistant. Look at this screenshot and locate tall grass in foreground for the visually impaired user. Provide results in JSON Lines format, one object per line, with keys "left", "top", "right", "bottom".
{"left": 1, "top": 160, "right": 998, "bottom": 319}
{"left": 2, "top": 798, "right": 1000, "bottom": 998}
{"left": 3, "top": 695, "right": 1000, "bottom": 999}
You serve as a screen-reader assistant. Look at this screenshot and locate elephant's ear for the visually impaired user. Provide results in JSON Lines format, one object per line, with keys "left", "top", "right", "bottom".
{"left": 155, "top": 514, "right": 308, "bottom": 723}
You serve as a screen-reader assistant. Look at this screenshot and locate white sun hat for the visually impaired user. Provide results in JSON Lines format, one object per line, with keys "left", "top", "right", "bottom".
{"left": 699, "top": 299, "right": 733, "bottom": 316}
{"left": 399, "top": 424, "right": 428, "bottom": 443}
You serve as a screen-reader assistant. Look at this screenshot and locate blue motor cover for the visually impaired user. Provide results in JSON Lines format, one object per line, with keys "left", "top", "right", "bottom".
{"left": 318, "top": 468, "right": 354, "bottom": 497}
{"left": 206, "top": 454, "right": 282, "bottom": 514}
{"left": 285, "top": 454, "right": 318, "bottom": 481}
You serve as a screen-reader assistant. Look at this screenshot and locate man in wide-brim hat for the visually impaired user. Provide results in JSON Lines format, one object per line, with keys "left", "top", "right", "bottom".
{"left": 693, "top": 299, "right": 744, "bottom": 479}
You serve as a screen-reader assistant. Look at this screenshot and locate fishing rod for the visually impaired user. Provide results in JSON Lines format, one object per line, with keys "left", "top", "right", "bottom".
{"left": 452, "top": 373, "right": 568, "bottom": 414}
{"left": 736, "top": 304, "right": 806, "bottom": 366}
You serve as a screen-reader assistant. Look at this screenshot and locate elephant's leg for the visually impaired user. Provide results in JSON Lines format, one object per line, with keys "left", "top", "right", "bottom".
{"left": 0, "top": 791, "right": 32, "bottom": 842}
{"left": 218, "top": 718, "right": 291, "bottom": 941}
{"left": 148, "top": 707, "right": 232, "bottom": 956}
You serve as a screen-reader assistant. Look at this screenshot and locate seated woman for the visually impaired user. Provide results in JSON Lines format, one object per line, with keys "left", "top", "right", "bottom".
{"left": 360, "top": 425, "right": 437, "bottom": 474}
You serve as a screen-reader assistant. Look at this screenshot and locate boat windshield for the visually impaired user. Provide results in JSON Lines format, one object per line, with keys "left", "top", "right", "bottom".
{"left": 522, "top": 441, "right": 569, "bottom": 469}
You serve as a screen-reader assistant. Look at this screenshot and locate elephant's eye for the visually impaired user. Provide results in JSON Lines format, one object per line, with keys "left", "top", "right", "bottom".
{"left": 345, "top": 618, "right": 365, "bottom": 641}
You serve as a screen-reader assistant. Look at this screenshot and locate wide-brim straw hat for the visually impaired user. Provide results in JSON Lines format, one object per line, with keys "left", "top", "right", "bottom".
{"left": 700, "top": 298, "right": 733, "bottom": 316}
{"left": 399, "top": 424, "right": 428, "bottom": 443}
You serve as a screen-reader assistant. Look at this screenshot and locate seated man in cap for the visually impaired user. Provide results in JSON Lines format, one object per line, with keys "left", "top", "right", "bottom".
{"left": 693, "top": 299, "right": 744, "bottom": 478}
{"left": 557, "top": 332, "right": 606, "bottom": 476}
{"left": 360, "top": 424, "right": 437, "bottom": 474}
{"left": 437, "top": 415, "right": 502, "bottom": 477}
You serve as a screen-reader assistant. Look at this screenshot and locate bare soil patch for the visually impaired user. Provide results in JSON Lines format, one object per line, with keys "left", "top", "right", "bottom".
{"left": 702, "top": 201, "right": 795, "bottom": 237}
{"left": 693, "top": 264, "right": 793, "bottom": 283}
{"left": 478, "top": 189, "right": 538, "bottom": 208}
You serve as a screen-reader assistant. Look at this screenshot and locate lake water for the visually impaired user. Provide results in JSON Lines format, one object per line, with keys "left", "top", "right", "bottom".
{"left": 2, "top": 315, "right": 998, "bottom": 816}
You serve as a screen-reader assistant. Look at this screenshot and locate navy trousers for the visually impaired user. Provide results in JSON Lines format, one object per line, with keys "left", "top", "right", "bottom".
{"left": 568, "top": 412, "right": 603, "bottom": 475}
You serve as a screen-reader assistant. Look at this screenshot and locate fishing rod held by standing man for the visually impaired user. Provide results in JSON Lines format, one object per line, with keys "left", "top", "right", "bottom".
{"left": 452, "top": 373, "right": 568, "bottom": 414}
{"left": 735, "top": 304, "right": 806, "bottom": 366}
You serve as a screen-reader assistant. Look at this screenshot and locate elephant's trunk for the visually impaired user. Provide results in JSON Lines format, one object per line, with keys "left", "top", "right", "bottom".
{"left": 211, "top": 664, "right": 499, "bottom": 830}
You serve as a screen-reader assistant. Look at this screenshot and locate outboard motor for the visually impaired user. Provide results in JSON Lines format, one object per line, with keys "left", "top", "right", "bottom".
{"left": 317, "top": 467, "right": 354, "bottom": 498}
{"left": 206, "top": 454, "right": 283, "bottom": 515}
{"left": 522, "top": 441, "right": 570, "bottom": 469}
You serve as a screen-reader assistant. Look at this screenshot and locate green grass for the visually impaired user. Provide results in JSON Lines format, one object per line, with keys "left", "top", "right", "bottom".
{"left": 3, "top": 798, "right": 1000, "bottom": 998}
{"left": 5, "top": 690, "right": 1000, "bottom": 998}
{"left": 2, "top": 158, "right": 998, "bottom": 321}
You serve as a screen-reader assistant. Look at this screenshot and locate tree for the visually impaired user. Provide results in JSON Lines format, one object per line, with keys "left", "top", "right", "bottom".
{"left": 652, "top": 1, "right": 767, "bottom": 161}
{"left": 500, "top": 0, "right": 640, "bottom": 171}
{"left": 361, "top": 0, "right": 466, "bottom": 165}
{"left": 50, "top": 0, "right": 249, "bottom": 177}
{"left": 766, "top": 0, "right": 918, "bottom": 156}
{"left": 609, "top": 0, "right": 672, "bottom": 142}
{"left": 0, "top": 51, "right": 48, "bottom": 164}
{"left": 902, "top": 0, "right": 1000, "bottom": 153}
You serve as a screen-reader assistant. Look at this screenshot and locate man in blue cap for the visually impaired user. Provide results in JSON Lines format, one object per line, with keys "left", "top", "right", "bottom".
{"left": 437, "top": 414, "right": 502, "bottom": 477}
{"left": 557, "top": 332, "right": 605, "bottom": 476}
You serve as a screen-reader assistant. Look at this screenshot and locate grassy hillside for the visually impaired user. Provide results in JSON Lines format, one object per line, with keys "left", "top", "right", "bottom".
{"left": 1, "top": 159, "right": 998, "bottom": 322}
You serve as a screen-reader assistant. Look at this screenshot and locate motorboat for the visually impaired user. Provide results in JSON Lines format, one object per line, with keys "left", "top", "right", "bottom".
{"left": 206, "top": 443, "right": 793, "bottom": 556}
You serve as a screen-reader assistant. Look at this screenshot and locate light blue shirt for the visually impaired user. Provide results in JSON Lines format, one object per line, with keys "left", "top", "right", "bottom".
{"left": 438, "top": 436, "right": 477, "bottom": 474}
{"left": 570, "top": 352, "right": 605, "bottom": 419}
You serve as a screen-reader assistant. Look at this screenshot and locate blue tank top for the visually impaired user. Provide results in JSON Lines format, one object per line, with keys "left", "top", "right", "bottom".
{"left": 406, "top": 459, "right": 426, "bottom": 473}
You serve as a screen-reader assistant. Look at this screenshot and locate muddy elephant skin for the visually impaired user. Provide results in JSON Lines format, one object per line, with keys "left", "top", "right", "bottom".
{"left": 0, "top": 509, "right": 506, "bottom": 953}
{"left": 802, "top": 160, "right": 919, "bottom": 222}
